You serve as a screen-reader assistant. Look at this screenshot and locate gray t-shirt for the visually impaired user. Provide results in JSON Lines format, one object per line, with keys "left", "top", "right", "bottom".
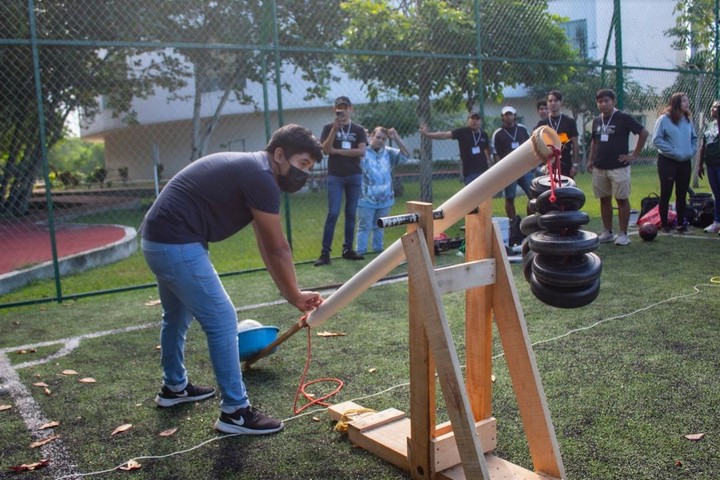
{"left": 141, "top": 151, "right": 279, "bottom": 248}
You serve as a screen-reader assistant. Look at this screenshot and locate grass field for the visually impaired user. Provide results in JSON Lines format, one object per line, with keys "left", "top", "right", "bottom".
{"left": 1, "top": 197, "right": 720, "bottom": 479}
{"left": 1, "top": 162, "right": 714, "bottom": 306}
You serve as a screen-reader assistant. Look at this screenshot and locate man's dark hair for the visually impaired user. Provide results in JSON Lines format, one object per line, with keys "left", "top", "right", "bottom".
{"left": 265, "top": 124, "right": 323, "bottom": 162}
{"left": 596, "top": 89, "right": 616, "bottom": 101}
{"left": 536, "top": 99, "right": 547, "bottom": 110}
{"left": 548, "top": 90, "right": 563, "bottom": 102}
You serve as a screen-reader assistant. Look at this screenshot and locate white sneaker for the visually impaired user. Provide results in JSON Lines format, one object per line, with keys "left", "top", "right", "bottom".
{"left": 704, "top": 222, "right": 720, "bottom": 233}
{"left": 598, "top": 230, "right": 616, "bottom": 243}
{"left": 614, "top": 233, "right": 630, "bottom": 246}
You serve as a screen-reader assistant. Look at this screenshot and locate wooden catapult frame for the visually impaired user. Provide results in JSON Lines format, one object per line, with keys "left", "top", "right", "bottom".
{"left": 328, "top": 200, "right": 565, "bottom": 480}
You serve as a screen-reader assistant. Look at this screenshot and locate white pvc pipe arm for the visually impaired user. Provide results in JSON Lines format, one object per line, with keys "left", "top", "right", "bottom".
{"left": 305, "top": 127, "right": 561, "bottom": 328}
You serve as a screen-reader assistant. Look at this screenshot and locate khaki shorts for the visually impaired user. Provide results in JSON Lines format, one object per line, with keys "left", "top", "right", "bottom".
{"left": 592, "top": 166, "right": 631, "bottom": 199}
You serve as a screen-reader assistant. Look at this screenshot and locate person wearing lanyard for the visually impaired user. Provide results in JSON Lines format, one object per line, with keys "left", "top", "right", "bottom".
{"left": 492, "top": 105, "right": 532, "bottom": 220}
{"left": 419, "top": 110, "right": 491, "bottom": 185}
{"left": 537, "top": 90, "right": 580, "bottom": 177}
{"left": 314, "top": 96, "right": 368, "bottom": 267}
{"left": 588, "top": 89, "right": 649, "bottom": 246}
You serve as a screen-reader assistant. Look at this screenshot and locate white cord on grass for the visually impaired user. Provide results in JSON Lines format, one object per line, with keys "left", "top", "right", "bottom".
{"left": 55, "top": 282, "right": 719, "bottom": 479}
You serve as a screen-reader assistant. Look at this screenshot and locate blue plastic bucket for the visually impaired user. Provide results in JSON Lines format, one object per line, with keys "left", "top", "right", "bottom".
{"left": 237, "top": 326, "right": 279, "bottom": 361}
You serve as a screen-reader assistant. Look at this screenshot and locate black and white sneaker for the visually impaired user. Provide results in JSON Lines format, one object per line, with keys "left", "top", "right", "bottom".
{"left": 155, "top": 382, "right": 216, "bottom": 407}
{"left": 215, "top": 405, "right": 284, "bottom": 435}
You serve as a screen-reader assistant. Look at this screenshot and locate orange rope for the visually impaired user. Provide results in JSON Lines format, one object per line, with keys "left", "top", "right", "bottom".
{"left": 292, "top": 318, "right": 344, "bottom": 415}
{"left": 546, "top": 144, "right": 563, "bottom": 204}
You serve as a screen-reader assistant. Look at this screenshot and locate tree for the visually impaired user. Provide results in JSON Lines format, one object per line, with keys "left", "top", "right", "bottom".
{"left": 663, "top": 0, "right": 717, "bottom": 118}
{"left": 47, "top": 138, "right": 105, "bottom": 177}
{"left": 341, "top": 0, "right": 578, "bottom": 201}
{"left": 664, "top": 0, "right": 718, "bottom": 185}
{"left": 152, "top": 1, "right": 347, "bottom": 161}
{"left": 0, "top": 1, "right": 185, "bottom": 217}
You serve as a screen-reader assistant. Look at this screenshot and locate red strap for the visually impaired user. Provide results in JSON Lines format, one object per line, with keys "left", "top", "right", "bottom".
{"left": 546, "top": 144, "right": 563, "bottom": 204}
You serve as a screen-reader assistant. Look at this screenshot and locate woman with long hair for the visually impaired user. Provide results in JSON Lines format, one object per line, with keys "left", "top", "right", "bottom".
{"left": 652, "top": 92, "right": 698, "bottom": 233}
{"left": 697, "top": 100, "right": 720, "bottom": 233}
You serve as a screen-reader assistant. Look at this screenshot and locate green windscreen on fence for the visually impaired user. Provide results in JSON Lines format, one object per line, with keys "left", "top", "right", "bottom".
{"left": 1, "top": 0, "right": 718, "bottom": 306}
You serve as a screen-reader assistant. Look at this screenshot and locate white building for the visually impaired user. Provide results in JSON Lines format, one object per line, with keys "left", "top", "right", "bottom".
{"left": 81, "top": 0, "right": 682, "bottom": 178}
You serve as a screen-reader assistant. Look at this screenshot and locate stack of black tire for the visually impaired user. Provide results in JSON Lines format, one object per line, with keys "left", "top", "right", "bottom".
{"left": 520, "top": 175, "right": 601, "bottom": 309}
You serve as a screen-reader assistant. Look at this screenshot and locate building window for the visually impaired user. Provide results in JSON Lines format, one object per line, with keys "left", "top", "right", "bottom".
{"left": 561, "top": 19, "right": 588, "bottom": 58}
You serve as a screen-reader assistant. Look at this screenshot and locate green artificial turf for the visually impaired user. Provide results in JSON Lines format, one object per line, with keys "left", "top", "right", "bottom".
{"left": 2, "top": 227, "right": 720, "bottom": 479}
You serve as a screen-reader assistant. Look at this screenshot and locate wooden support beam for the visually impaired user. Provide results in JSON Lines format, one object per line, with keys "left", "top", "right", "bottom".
{"left": 406, "top": 201, "right": 436, "bottom": 480}
{"left": 403, "top": 230, "right": 490, "bottom": 479}
{"left": 465, "top": 201, "right": 494, "bottom": 421}
{"left": 489, "top": 224, "right": 566, "bottom": 479}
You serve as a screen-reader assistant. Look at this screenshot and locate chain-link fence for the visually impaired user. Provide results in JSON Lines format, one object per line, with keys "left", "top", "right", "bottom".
{"left": 1, "top": 0, "right": 718, "bottom": 306}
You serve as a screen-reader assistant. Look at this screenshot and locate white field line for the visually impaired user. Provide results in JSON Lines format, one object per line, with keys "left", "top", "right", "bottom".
{"left": 4, "top": 272, "right": 709, "bottom": 478}
{"left": 0, "top": 279, "right": 402, "bottom": 478}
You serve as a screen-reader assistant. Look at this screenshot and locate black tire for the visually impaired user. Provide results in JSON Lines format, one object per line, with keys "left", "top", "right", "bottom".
{"left": 526, "top": 198, "right": 537, "bottom": 215}
{"left": 532, "top": 252, "right": 602, "bottom": 287}
{"left": 529, "top": 175, "right": 576, "bottom": 198}
{"left": 521, "top": 237, "right": 531, "bottom": 257}
{"left": 520, "top": 213, "right": 542, "bottom": 236}
{"left": 522, "top": 251, "right": 536, "bottom": 283}
{"left": 535, "top": 186, "right": 586, "bottom": 214}
{"left": 528, "top": 230, "right": 599, "bottom": 256}
{"left": 537, "top": 210, "right": 590, "bottom": 232}
{"left": 530, "top": 274, "right": 601, "bottom": 309}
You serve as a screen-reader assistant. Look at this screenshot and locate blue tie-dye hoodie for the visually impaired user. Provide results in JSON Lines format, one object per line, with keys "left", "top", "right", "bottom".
{"left": 358, "top": 146, "right": 408, "bottom": 209}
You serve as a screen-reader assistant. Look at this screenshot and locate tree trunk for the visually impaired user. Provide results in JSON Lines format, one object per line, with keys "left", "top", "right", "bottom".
{"left": 417, "top": 64, "right": 433, "bottom": 203}
{"left": 189, "top": 63, "right": 204, "bottom": 162}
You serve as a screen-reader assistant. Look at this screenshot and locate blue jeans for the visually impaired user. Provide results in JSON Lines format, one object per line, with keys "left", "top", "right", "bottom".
{"left": 321, "top": 174, "right": 362, "bottom": 253}
{"left": 142, "top": 239, "right": 248, "bottom": 413}
{"left": 463, "top": 172, "right": 480, "bottom": 186}
{"left": 708, "top": 165, "right": 720, "bottom": 222}
{"left": 356, "top": 205, "right": 391, "bottom": 254}
{"left": 503, "top": 171, "right": 534, "bottom": 198}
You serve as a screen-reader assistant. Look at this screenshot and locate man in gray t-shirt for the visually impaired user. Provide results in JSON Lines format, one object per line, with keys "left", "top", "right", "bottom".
{"left": 141, "top": 124, "right": 324, "bottom": 435}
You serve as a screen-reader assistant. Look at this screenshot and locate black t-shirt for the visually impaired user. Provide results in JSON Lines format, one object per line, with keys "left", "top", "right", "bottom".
{"left": 451, "top": 126, "right": 490, "bottom": 176}
{"left": 537, "top": 114, "right": 579, "bottom": 175}
{"left": 491, "top": 123, "right": 531, "bottom": 160}
{"left": 141, "top": 151, "right": 279, "bottom": 248}
{"left": 320, "top": 121, "right": 368, "bottom": 176}
{"left": 591, "top": 110, "right": 645, "bottom": 169}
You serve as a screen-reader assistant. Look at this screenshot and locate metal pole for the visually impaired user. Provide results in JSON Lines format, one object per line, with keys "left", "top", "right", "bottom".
{"left": 614, "top": 0, "right": 624, "bottom": 109}
{"left": 270, "top": 0, "right": 293, "bottom": 249}
{"left": 716, "top": 0, "right": 719, "bottom": 99}
{"left": 28, "top": 0, "right": 63, "bottom": 302}
{"left": 473, "top": 0, "right": 484, "bottom": 115}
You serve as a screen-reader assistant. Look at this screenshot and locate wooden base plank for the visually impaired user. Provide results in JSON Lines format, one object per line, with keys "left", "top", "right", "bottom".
{"left": 349, "top": 416, "right": 412, "bottom": 471}
{"left": 432, "top": 418, "right": 497, "bottom": 472}
{"left": 436, "top": 454, "right": 561, "bottom": 480}
{"left": 329, "top": 402, "right": 499, "bottom": 475}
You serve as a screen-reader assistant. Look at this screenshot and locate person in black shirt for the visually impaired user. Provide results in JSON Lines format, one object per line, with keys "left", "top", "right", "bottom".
{"left": 492, "top": 105, "right": 533, "bottom": 219}
{"left": 588, "top": 89, "right": 649, "bottom": 246}
{"left": 534, "top": 99, "right": 549, "bottom": 129}
{"left": 537, "top": 90, "right": 580, "bottom": 177}
{"left": 420, "top": 110, "right": 491, "bottom": 185}
{"left": 314, "top": 96, "right": 368, "bottom": 266}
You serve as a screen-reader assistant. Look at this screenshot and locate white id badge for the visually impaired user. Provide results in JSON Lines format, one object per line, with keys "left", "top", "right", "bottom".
{"left": 341, "top": 141, "right": 352, "bottom": 150}
{"left": 511, "top": 142, "right": 520, "bottom": 149}
{"left": 600, "top": 134, "right": 609, "bottom": 142}
{"left": 471, "top": 146, "right": 481, "bottom": 155}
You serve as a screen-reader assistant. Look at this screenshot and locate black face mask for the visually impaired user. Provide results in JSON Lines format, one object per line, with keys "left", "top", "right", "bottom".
{"left": 278, "top": 164, "right": 309, "bottom": 193}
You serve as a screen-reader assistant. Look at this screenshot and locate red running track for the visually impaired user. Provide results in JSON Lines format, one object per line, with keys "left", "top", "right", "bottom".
{"left": 0, "top": 222, "right": 127, "bottom": 275}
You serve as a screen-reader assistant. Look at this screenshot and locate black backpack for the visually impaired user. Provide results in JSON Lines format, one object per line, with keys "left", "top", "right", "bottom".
{"left": 639, "top": 193, "right": 660, "bottom": 219}
{"left": 689, "top": 193, "right": 715, "bottom": 228}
